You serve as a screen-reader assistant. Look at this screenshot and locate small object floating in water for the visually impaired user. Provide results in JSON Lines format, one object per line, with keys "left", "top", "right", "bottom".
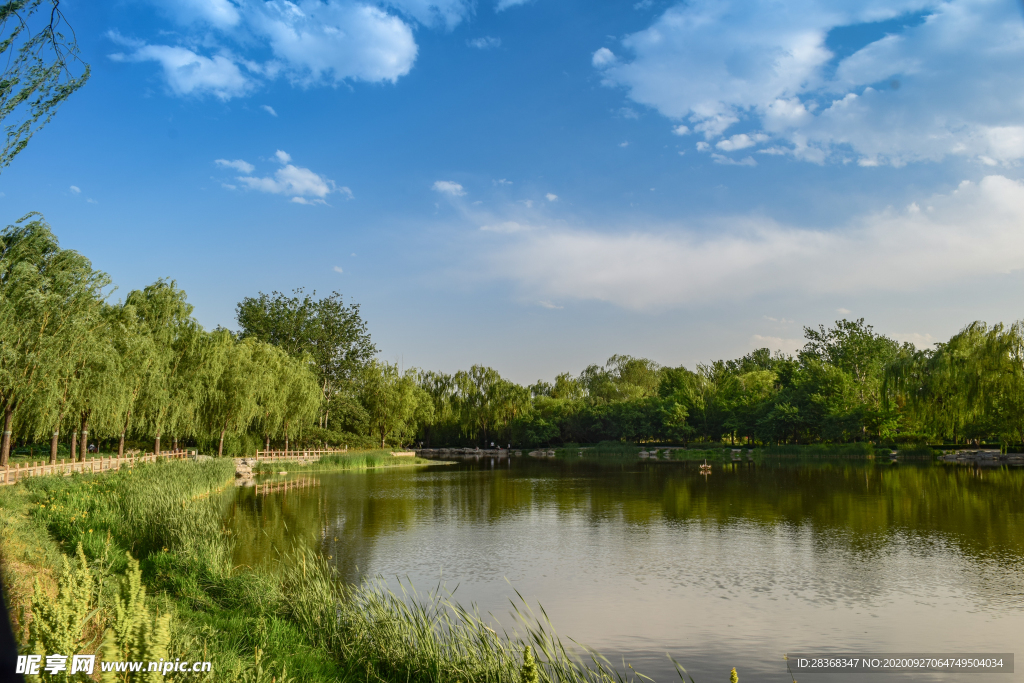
{"left": 278, "top": 471, "right": 288, "bottom": 475}
{"left": 699, "top": 460, "right": 712, "bottom": 474}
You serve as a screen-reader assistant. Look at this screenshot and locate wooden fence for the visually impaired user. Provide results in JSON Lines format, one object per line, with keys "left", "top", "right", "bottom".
{"left": 0, "top": 452, "right": 185, "bottom": 486}
{"left": 252, "top": 448, "right": 348, "bottom": 461}
{"left": 255, "top": 476, "right": 319, "bottom": 496}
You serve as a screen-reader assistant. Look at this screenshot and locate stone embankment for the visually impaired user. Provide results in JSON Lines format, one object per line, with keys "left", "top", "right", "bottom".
{"left": 233, "top": 449, "right": 346, "bottom": 483}
{"left": 940, "top": 450, "right": 1024, "bottom": 466}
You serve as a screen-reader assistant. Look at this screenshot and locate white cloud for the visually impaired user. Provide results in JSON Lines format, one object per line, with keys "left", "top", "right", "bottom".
{"left": 672, "top": 125, "right": 690, "bottom": 136}
{"left": 468, "top": 36, "right": 501, "bottom": 49}
{"left": 261, "top": 104, "right": 277, "bottom": 116}
{"left": 480, "top": 175, "right": 1024, "bottom": 309}
{"left": 594, "top": 0, "right": 1024, "bottom": 166}
{"left": 496, "top": 0, "right": 533, "bottom": 10}
{"left": 249, "top": 1, "right": 418, "bottom": 84}
{"left": 538, "top": 300, "right": 564, "bottom": 309}
{"left": 159, "top": 0, "right": 241, "bottom": 29}
{"left": 619, "top": 141, "right": 629, "bottom": 148}
{"left": 241, "top": 165, "right": 335, "bottom": 197}
{"left": 215, "top": 158, "right": 256, "bottom": 173}
{"left": 716, "top": 133, "right": 768, "bottom": 152}
{"left": 225, "top": 150, "right": 341, "bottom": 203}
{"left": 86, "top": 198, "right": 98, "bottom": 204}
{"left": 696, "top": 141, "right": 710, "bottom": 152}
{"left": 711, "top": 154, "right": 756, "bottom": 166}
{"left": 118, "top": 0, "right": 432, "bottom": 99}
{"left": 432, "top": 180, "right": 466, "bottom": 196}
{"left": 69, "top": 185, "right": 81, "bottom": 194}
{"left": 546, "top": 193, "right": 558, "bottom": 201}
{"left": 110, "top": 42, "right": 253, "bottom": 100}
{"left": 386, "top": 0, "right": 473, "bottom": 29}
{"left": 592, "top": 47, "right": 617, "bottom": 68}
{"left": 333, "top": 265, "right": 345, "bottom": 273}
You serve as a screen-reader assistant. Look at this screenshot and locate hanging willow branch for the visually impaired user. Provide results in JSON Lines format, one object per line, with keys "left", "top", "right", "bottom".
{"left": 0, "top": 0, "right": 90, "bottom": 171}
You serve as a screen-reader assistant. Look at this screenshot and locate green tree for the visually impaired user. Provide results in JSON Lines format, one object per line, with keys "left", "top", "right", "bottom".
{"left": 1, "top": 0, "right": 90, "bottom": 171}
{"left": 127, "top": 280, "right": 203, "bottom": 454}
{"left": 0, "top": 215, "right": 107, "bottom": 465}
{"left": 359, "top": 361, "right": 421, "bottom": 448}
{"left": 236, "top": 289, "right": 376, "bottom": 429}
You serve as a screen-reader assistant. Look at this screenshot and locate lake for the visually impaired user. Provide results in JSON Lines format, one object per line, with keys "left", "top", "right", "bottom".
{"left": 225, "top": 458, "right": 1024, "bottom": 682}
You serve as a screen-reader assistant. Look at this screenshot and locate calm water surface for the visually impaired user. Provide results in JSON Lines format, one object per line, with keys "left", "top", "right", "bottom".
{"left": 225, "top": 459, "right": 1024, "bottom": 682}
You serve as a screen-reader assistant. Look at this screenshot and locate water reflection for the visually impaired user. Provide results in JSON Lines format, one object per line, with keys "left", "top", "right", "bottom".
{"left": 226, "top": 460, "right": 1024, "bottom": 682}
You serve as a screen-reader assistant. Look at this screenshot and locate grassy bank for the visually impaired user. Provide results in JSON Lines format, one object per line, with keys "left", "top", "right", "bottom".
{"left": 0, "top": 459, "right": 671, "bottom": 682}
{"left": 253, "top": 450, "right": 440, "bottom": 475}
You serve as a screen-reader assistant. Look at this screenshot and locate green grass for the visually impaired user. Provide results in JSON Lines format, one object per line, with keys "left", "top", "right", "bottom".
{"left": 1, "top": 457, "right": 670, "bottom": 682}
{"left": 253, "top": 450, "right": 439, "bottom": 475}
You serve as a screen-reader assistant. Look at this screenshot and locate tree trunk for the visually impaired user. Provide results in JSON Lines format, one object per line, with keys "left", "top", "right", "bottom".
{"left": 0, "top": 404, "right": 13, "bottom": 467}
{"left": 70, "top": 430, "right": 77, "bottom": 461}
{"left": 173, "top": 436, "right": 178, "bottom": 452}
{"left": 264, "top": 435, "right": 270, "bottom": 452}
{"left": 218, "top": 425, "right": 226, "bottom": 458}
{"left": 119, "top": 410, "right": 130, "bottom": 458}
{"left": 49, "top": 427, "right": 59, "bottom": 464}
{"left": 155, "top": 433, "right": 161, "bottom": 455}
{"left": 79, "top": 412, "right": 90, "bottom": 462}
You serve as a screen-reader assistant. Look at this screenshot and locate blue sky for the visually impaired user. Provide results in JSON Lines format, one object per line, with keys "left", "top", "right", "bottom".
{"left": 4, "top": 0, "right": 1024, "bottom": 383}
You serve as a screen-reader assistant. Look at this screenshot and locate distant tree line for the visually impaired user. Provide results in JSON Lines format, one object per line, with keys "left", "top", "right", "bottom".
{"left": 4, "top": 219, "right": 1023, "bottom": 459}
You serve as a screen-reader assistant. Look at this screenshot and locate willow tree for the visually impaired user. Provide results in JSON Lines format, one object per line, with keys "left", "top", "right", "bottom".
{"left": 417, "top": 371, "right": 457, "bottom": 447}
{"left": 64, "top": 310, "right": 122, "bottom": 461}
{"left": 128, "top": 280, "right": 203, "bottom": 454}
{"left": 360, "top": 361, "right": 421, "bottom": 449}
{"left": 1, "top": 0, "right": 90, "bottom": 171}
{"left": 885, "top": 321, "right": 1024, "bottom": 446}
{"left": 104, "top": 300, "right": 157, "bottom": 456}
{"left": 0, "top": 215, "right": 108, "bottom": 465}
{"left": 278, "top": 352, "right": 321, "bottom": 452}
{"left": 203, "top": 335, "right": 268, "bottom": 457}
{"left": 250, "top": 340, "right": 290, "bottom": 452}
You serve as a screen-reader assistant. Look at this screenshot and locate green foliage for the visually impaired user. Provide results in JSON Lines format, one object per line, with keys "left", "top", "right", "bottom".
{"left": 100, "top": 555, "right": 172, "bottom": 683}
{"left": 359, "top": 362, "right": 425, "bottom": 448}
{"left": 236, "top": 288, "right": 375, "bottom": 427}
{"left": 520, "top": 645, "right": 539, "bottom": 683}
{"left": 252, "top": 451, "right": 434, "bottom": 474}
{"left": 28, "top": 543, "right": 96, "bottom": 680}
{"left": 0, "top": 215, "right": 110, "bottom": 464}
{"left": 8, "top": 219, "right": 1024, "bottom": 457}
{"left": 729, "top": 667, "right": 738, "bottom": 683}
{"left": 0, "top": 0, "right": 90, "bottom": 170}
